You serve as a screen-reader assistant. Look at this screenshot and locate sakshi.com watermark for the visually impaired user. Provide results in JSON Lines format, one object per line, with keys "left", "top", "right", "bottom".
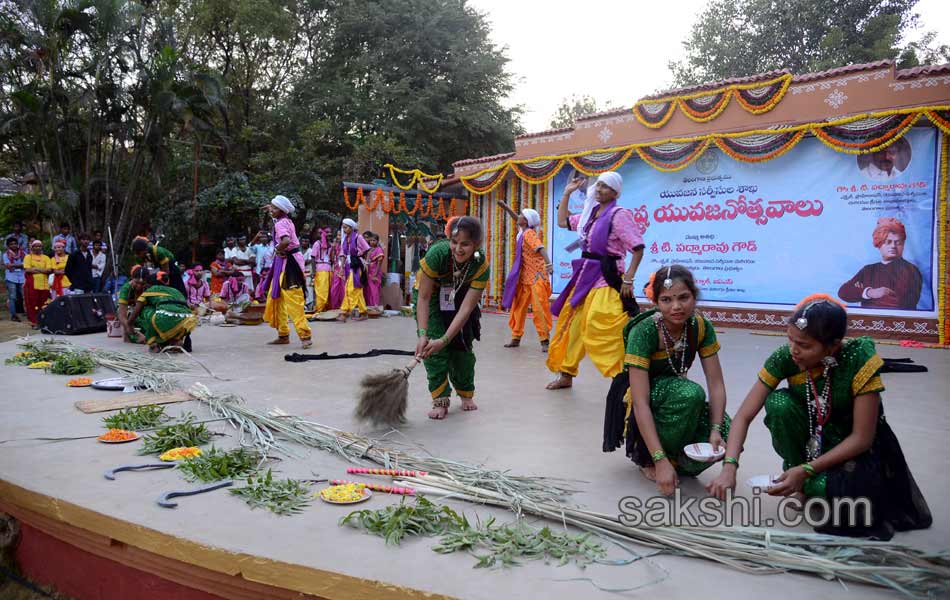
{"left": 617, "top": 489, "right": 873, "bottom": 529}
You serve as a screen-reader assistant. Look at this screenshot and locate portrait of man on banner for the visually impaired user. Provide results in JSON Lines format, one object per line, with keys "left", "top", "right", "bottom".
{"left": 838, "top": 216, "right": 924, "bottom": 310}
{"left": 857, "top": 137, "right": 912, "bottom": 181}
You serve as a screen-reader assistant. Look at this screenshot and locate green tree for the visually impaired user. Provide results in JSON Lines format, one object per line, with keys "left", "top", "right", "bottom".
{"left": 669, "top": 0, "right": 940, "bottom": 87}
{"left": 549, "top": 95, "right": 608, "bottom": 129}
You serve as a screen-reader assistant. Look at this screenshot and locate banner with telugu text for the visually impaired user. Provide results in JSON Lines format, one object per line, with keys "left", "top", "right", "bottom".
{"left": 548, "top": 128, "right": 940, "bottom": 316}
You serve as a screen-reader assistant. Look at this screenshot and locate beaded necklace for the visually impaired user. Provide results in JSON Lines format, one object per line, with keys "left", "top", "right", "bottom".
{"left": 804, "top": 356, "right": 837, "bottom": 460}
{"left": 655, "top": 313, "right": 692, "bottom": 377}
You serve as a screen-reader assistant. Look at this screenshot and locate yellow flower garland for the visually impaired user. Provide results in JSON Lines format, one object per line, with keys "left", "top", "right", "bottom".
{"left": 938, "top": 135, "right": 949, "bottom": 344}
{"left": 384, "top": 163, "right": 444, "bottom": 192}
{"left": 459, "top": 105, "right": 950, "bottom": 194}
{"left": 633, "top": 73, "right": 793, "bottom": 128}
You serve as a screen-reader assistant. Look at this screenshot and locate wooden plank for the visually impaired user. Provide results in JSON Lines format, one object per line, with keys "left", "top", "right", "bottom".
{"left": 74, "top": 390, "right": 191, "bottom": 414}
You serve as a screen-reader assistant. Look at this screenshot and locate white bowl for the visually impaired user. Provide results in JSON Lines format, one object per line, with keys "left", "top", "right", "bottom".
{"left": 746, "top": 474, "right": 778, "bottom": 491}
{"left": 683, "top": 442, "right": 725, "bottom": 463}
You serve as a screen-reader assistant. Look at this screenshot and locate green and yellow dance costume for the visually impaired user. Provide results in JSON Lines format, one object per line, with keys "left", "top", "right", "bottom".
{"left": 418, "top": 241, "right": 489, "bottom": 402}
{"left": 134, "top": 285, "right": 198, "bottom": 346}
{"left": 604, "top": 308, "right": 730, "bottom": 476}
{"left": 758, "top": 337, "right": 931, "bottom": 537}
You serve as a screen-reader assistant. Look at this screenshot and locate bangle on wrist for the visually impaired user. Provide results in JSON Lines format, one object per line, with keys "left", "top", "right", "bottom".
{"left": 417, "top": 328, "right": 427, "bottom": 337}
{"left": 711, "top": 423, "right": 722, "bottom": 433}
{"left": 622, "top": 279, "right": 633, "bottom": 285}
{"left": 651, "top": 449, "right": 667, "bottom": 463}
{"left": 723, "top": 457, "right": 739, "bottom": 467}
{"left": 799, "top": 463, "right": 816, "bottom": 478}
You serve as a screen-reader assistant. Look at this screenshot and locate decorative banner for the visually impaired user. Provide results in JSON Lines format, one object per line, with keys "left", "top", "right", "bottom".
{"left": 633, "top": 73, "right": 793, "bottom": 128}
{"left": 813, "top": 113, "right": 921, "bottom": 153}
{"left": 460, "top": 163, "right": 510, "bottom": 194}
{"left": 636, "top": 139, "right": 711, "bottom": 172}
{"left": 510, "top": 158, "right": 565, "bottom": 184}
{"left": 550, "top": 128, "right": 941, "bottom": 317}
{"left": 569, "top": 149, "right": 635, "bottom": 175}
{"left": 715, "top": 130, "right": 805, "bottom": 163}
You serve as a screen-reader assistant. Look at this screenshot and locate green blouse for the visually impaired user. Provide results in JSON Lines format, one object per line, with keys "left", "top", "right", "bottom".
{"left": 623, "top": 308, "right": 721, "bottom": 379}
{"left": 419, "top": 240, "right": 489, "bottom": 291}
{"left": 136, "top": 244, "right": 175, "bottom": 269}
{"left": 757, "top": 337, "right": 885, "bottom": 448}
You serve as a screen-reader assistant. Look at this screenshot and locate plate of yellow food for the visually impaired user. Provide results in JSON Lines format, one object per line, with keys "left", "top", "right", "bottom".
{"left": 318, "top": 483, "right": 373, "bottom": 505}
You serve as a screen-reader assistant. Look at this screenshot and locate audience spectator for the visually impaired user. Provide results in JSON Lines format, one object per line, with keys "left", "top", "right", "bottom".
{"left": 52, "top": 223, "right": 78, "bottom": 254}
{"left": 65, "top": 232, "right": 95, "bottom": 293}
{"left": 3, "top": 236, "right": 26, "bottom": 321}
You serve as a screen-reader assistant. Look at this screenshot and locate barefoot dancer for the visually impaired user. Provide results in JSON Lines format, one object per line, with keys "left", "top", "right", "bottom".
{"left": 363, "top": 232, "right": 385, "bottom": 307}
{"left": 128, "top": 268, "right": 198, "bottom": 352}
{"left": 310, "top": 228, "right": 333, "bottom": 313}
{"left": 605, "top": 265, "right": 730, "bottom": 495}
{"left": 706, "top": 295, "right": 932, "bottom": 539}
{"left": 546, "top": 171, "right": 644, "bottom": 390}
{"left": 262, "top": 195, "right": 312, "bottom": 348}
{"left": 415, "top": 217, "right": 488, "bottom": 420}
{"left": 498, "top": 201, "right": 553, "bottom": 351}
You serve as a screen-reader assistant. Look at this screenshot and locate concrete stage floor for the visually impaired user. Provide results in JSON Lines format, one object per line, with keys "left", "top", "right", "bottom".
{"left": 1, "top": 313, "right": 948, "bottom": 600}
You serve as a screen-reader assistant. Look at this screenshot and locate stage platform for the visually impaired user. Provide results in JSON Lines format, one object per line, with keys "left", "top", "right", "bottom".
{"left": 1, "top": 313, "right": 947, "bottom": 599}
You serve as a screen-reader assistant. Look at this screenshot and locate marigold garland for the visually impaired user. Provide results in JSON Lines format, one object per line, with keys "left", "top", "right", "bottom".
{"left": 633, "top": 73, "right": 793, "bottom": 128}
{"left": 569, "top": 149, "right": 635, "bottom": 176}
{"left": 385, "top": 163, "right": 444, "bottom": 192}
{"left": 343, "top": 188, "right": 360, "bottom": 211}
{"left": 636, "top": 139, "right": 712, "bottom": 172}
{"left": 938, "top": 134, "right": 949, "bottom": 344}
{"left": 714, "top": 131, "right": 805, "bottom": 164}
{"left": 457, "top": 105, "right": 950, "bottom": 194}
{"left": 813, "top": 113, "right": 921, "bottom": 151}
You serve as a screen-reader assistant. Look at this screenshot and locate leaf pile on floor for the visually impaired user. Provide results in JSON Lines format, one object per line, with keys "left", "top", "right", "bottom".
{"left": 230, "top": 470, "right": 312, "bottom": 516}
{"left": 178, "top": 446, "right": 263, "bottom": 483}
{"left": 138, "top": 415, "right": 211, "bottom": 455}
{"left": 47, "top": 351, "right": 97, "bottom": 375}
{"left": 102, "top": 404, "right": 170, "bottom": 431}
{"left": 341, "top": 496, "right": 605, "bottom": 568}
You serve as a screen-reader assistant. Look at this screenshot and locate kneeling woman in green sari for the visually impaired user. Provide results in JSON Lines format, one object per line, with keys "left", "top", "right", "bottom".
{"left": 128, "top": 269, "right": 199, "bottom": 353}
{"left": 604, "top": 265, "right": 731, "bottom": 496}
{"left": 707, "top": 294, "right": 931, "bottom": 539}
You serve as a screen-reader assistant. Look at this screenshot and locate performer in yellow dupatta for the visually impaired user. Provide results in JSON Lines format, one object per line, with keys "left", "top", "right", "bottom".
{"left": 262, "top": 195, "right": 312, "bottom": 348}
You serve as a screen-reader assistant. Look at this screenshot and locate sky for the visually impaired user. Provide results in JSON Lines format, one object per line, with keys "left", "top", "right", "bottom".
{"left": 468, "top": 0, "right": 950, "bottom": 133}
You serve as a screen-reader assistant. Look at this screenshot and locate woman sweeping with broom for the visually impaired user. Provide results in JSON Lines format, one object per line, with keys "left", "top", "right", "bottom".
{"left": 415, "top": 216, "right": 489, "bottom": 420}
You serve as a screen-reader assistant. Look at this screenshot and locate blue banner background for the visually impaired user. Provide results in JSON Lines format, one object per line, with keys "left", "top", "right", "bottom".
{"left": 548, "top": 128, "right": 939, "bottom": 314}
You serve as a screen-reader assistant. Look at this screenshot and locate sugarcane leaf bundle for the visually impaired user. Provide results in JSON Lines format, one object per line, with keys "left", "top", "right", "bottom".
{"left": 177, "top": 446, "right": 264, "bottom": 483}
{"left": 138, "top": 418, "right": 211, "bottom": 455}
{"left": 102, "top": 405, "right": 170, "bottom": 431}
{"left": 229, "top": 469, "right": 312, "bottom": 516}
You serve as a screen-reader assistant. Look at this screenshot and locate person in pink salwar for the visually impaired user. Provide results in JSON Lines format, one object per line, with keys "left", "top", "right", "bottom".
{"left": 362, "top": 232, "right": 385, "bottom": 307}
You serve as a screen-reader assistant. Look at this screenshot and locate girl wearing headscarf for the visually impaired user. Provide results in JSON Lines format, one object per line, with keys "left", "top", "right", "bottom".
{"left": 310, "top": 227, "right": 333, "bottom": 313}
{"left": 23, "top": 240, "right": 52, "bottom": 325}
{"left": 546, "top": 171, "right": 645, "bottom": 390}
{"left": 129, "top": 268, "right": 198, "bottom": 352}
{"left": 329, "top": 231, "right": 345, "bottom": 309}
{"left": 707, "top": 294, "right": 931, "bottom": 539}
{"left": 498, "top": 200, "right": 553, "bottom": 350}
{"left": 363, "top": 232, "right": 385, "bottom": 307}
{"left": 337, "top": 218, "right": 370, "bottom": 321}
{"left": 261, "top": 195, "right": 312, "bottom": 347}
{"left": 49, "top": 241, "right": 71, "bottom": 298}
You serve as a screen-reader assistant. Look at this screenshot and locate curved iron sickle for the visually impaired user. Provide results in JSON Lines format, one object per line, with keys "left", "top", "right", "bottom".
{"left": 103, "top": 463, "right": 176, "bottom": 480}
{"left": 156, "top": 480, "right": 233, "bottom": 508}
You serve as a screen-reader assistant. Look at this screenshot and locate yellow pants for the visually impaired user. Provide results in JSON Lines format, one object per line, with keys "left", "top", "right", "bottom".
{"left": 313, "top": 271, "right": 331, "bottom": 313}
{"left": 263, "top": 273, "right": 312, "bottom": 340}
{"left": 508, "top": 277, "right": 552, "bottom": 341}
{"left": 546, "top": 286, "right": 627, "bottom": 378}
{"left": 339, "top": 273, "right": 366, "bottom": 314}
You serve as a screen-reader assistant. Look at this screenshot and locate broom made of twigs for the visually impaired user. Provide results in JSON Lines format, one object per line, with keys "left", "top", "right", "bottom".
{"left": 355, "top": 357, "right": 422, "bottom": 427}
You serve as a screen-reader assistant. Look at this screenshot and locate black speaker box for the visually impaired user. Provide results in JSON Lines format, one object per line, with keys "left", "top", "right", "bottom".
{"left": 39, "top": 293, "right": 116, "bottom": 335}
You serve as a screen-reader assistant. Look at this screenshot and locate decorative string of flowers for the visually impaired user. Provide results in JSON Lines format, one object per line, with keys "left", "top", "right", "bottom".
{"left": 939, "top": 135, "right": 949, "bottom": 344}
{"left": 633, "top": 73, "right": 793, "bottom": 129}
{"left": 458, "top": 106, "right": 950, "bottom": 193}
{"left": 342, "top": 186, "right": 460, "bottom": 220}
{"left": 384, "top": 163, "right": 444, "bottom": 193}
